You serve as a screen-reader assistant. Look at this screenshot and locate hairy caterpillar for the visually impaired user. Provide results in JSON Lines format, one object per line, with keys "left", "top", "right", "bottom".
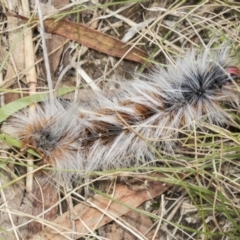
{"left": 7, "top": 46, "right": 240, "bottom": 184}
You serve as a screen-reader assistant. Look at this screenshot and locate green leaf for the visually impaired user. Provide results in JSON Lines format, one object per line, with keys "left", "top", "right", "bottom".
{"left": 0, "top": 134, "right": 40, "bottom": 158}
{"left": 0, "top": 87, "right": 76, "bottom": 123}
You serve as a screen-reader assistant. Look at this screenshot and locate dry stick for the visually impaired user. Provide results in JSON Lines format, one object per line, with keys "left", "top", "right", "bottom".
{"left": 22, "top": 0, "right": 37, "bottom": 192}
{"left": 36, "top": 0, "right": 54, "bottom": 101}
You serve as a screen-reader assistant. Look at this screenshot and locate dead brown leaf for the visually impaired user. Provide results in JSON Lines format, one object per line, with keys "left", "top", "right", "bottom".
{"left": 30, "top": 173, "right": 171, "bottom": 240}
{"left": 10, "top": 14, "right": 150, "bottom": 65}
{"left": 43, "top": 18, "right": 149, "bottom": 65}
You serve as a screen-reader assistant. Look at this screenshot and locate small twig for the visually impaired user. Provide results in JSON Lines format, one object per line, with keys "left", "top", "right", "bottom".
{"left": 22, "top": 0, "right": 37, "bottom": 192}
{"left": 36, "top": 0, "right": 54, "bottom": 102}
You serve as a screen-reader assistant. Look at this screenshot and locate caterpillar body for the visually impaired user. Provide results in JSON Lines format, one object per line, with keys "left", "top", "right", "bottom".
{"left": 8, "top": 46, "right": 240, "bottom": 184}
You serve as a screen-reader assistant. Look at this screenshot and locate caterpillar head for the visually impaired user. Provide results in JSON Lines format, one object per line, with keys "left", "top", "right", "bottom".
{"left": 13, "top": 101, "right": 80, "bottom": 169}
{"left": 12, "top": 100, "right": 84, "bottom": 183}
{"left": 32, "top": 128, "right": 58, "bottom": 153}
{"left": 21, "top": 118, "right": 62, "bottom": 158}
